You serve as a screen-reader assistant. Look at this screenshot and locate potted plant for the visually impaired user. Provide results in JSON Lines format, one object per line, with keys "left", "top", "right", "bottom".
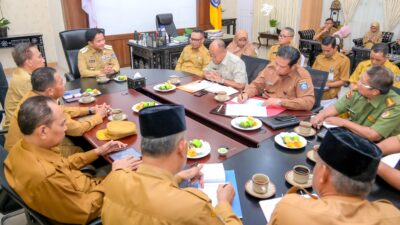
{"left": 0, "top": 17, "right": 10, "bottom": 37}
{"left": 269, "top": 19, "right": 279, "bottom": 34}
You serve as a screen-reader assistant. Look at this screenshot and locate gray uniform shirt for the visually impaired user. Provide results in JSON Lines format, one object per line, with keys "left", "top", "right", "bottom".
{"left": 204, "top": 52, "right": 248, "bottom": 84}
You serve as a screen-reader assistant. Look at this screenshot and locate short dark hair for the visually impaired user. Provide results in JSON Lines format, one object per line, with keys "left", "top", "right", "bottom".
{"left": 18, "top": 96, "right": 55, "bottom": 135}
{"left": 325, "top": 18, "right": 334, "bottom": 23}
{"left": 277, "top": 46, "right": 300, "bottom": 67}
{"left": 31, "top": 67, "right": 57, "bottom": 92}
{"left": 12, "top": 43, "right": 37, "bottom": 67}
{"left": 85, "top": 28, "right": 105, "bottom": 42}
{"left": 321, "top": 36, "right": 337, "bottom": 48}
{"left": 191, "top": 29, "right": 204, "bottom": 37}
{"left": 371, "top": 43, "right": 389, "bottom": 55}
{"left": 366, "top": 66, "right": 393, "bottom": 94}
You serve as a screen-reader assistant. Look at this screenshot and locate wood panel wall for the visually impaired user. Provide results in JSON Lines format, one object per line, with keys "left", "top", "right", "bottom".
{"left": 61, "top": 0, "right": 211, "bottom": 67}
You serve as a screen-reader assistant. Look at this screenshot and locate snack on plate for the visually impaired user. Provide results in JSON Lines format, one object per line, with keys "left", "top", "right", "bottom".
{"left": 239, "top": 116, "right": 257, "bottom": 128}
{"left": 134, "top": 101, "right": 156, "bottom": 111}
{"left": 84, "top": 88, "right": 100, "bottom": 95}
{"left": 158, "top": 82, "right": 173, "bottom": 90}
{"left": 187, "top": 148, "right": 197, "bottom": 157}
{"left": 190, "top": 139, "right": 202, "bottom": 148}
{"left": 117, "top": 75, "right": 128, "bottom": 81}
{"left": 281, "top": 133, "right": 303, "bottom": 148}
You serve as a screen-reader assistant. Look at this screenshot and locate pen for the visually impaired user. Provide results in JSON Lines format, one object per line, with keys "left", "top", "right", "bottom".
{"left": 217, "top": 104, "right": 223, "bottom": 112}
{"left": 240, "top": 91, "right": 243, "bottom": 100}
{"left": 189, "top": 162, "right": 199, "bottom": 168}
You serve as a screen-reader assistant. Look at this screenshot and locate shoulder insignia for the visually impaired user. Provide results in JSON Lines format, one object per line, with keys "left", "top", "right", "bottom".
{"left": 104, "top": 44, "right": 113, "bottom": 50}
{"left": 298, "top": 79, "right": 309, "bottom": 91}
{"left": 346, "top": 90, "right": 353, "bottom": 99}
{"left": 396, "top": 76, "right": 400, "bottom": 82}
{"left": 79, "top": 47, "right": 88, "bottom": 53}
{"left": 367, "top": 115, "right": 376, "bottom": 123}
{"left": 381, "top": 110, "right": 391, "bottom": 118}
{"left": 385, "top": 97, "right": 396, "bottom": 107}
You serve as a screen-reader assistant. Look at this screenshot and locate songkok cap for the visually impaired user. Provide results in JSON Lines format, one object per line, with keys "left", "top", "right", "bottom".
{"left": 139, "top": 104, "right": 186, "bottom": 138}
{"left": 318, "top": 128, "right": 382, "bottom": 182}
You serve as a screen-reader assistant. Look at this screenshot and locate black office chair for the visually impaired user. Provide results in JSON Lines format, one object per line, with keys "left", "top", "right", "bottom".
{"left": 0, "top": 147, "right": 102, "bottom": 225}
{"left": 0, "top": 62, "right": 8, "bottom": 147}
{"left": 353, "top": 31, "right": 394, "bottom": 47}
{"left": 240, "top": 55, "right": 269, "bottom": 83}
{"left": 59, "top": 28, "right": 104, "bottom": 81}
{"left": 156, "top": 13, "right": 178, "bottom": 37}
{"left": 305, "top": 67, "right": 328, "bottom": 113}
{"left": 350, "top": 46, "right": 371, "bottom": 73}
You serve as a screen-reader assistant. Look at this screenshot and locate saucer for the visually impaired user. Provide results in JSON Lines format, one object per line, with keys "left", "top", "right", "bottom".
{"left": 107, "top": 114, "right": 127, "bottom": 121}
{"left": 79, "top": 96, "right": 95, "bottom": 104}
{"left": 293, "top": 126, "right": 316, "bottom": 137}
{"left": 169, "top": 79, "right": 181, "bottom": 85}
{"left": 214, "top": 95, "right": 230, "bottom": 102}
{"left": 285, "top": 170, "right": 313, "bottom": 189}
{"left": 245, "top": 180, "right": 276, "bottom": 199}
{"left": 306, "top": 150, "right": 317, "bottom": 162}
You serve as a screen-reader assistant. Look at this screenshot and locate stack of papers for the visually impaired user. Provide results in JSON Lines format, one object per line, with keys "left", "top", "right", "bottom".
{"left": 177, "top": 80, "right": 239, "bottom": 95}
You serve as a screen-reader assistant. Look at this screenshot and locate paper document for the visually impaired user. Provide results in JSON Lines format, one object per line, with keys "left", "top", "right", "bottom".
{"left": 323, "top": 121, "right": 339, "bottom": 129}
{"left": 204, "top": 83, "right": 238, "bottom": 96}
{"left": 230, "top": 97, "right": 264, "bottom": 106}
{"left": 259, "top": 197, "right": 282, "bottom": 222}
{"left": 228, "top": 97, "right": 285, "bottom": 117}
{"left": 225, "top": 104, "right": 267, "bottom": 117}
{"left": 177, "top": 80, "right": 213, "bottom": 93}
{"left": 201, "top": 163, "right": 225, "bottom": 183}
{"left": 381, "top": 153, "right": 400, "bottom": 168}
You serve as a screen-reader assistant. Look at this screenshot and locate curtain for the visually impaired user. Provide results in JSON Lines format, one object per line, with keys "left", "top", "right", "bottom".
{"left": 339, "top": 0, "right": 361, "bottom": 24}
{"left": 252, "top": 0, "right": 300, "bottom": 42}
{"left": 383, "top": 0, "right": 400, "bottom": 31}
{"left": 299, "top": 0, "right": 323, "bottom": 31}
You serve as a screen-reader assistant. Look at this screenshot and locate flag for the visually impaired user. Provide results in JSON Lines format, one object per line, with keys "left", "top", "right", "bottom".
{"left": 210, "top": 0, "right": 222, "bottom": 30}
{"left": 82, "top": 0, "right": 97, "bottom": 28}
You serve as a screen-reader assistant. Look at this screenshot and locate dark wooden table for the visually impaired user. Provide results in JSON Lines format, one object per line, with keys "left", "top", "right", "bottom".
{"left": 258, "top": 32, "right": 278, "bottom": 48}
{"left": 66, "top": 89, "right": 247, "bottom": 164}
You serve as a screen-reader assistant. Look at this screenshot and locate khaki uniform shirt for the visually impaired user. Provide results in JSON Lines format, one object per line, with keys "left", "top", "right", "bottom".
{"left": 175, "top": 45, "right": 210, "bottom": 77}
{"left": 349, "top": 60, "right": 400, "bottom": 88}
{"left": 312, "top": 51, "right": 350, "bottom": 99}
{"left": 266, "top": 44, "right": 297, "bottom": 62}
{"left": 269, "top": 194, "right": 400, "bottom": 225}
{"left": 5, "top": 140, "right": 103, "bottom": 224}
{"left": 244, "top": 64, "right": 315, "bottom": 111}
{"left": 3, "top": 68, "right": 31, "bottom": 129}
{"left": 315, "top": 27, "right": 338, "bottom": 41}
{"left": 78, "top": 45, "right": 120, "bottom": 78}
{"left": 334, "top": 90, "right": 400, "bottom": 138}
{"left": 102, "top": 164, "right": 242, "bottom": 225}
{"left": 204, "top": 52, "right": 248, "bottom": 85}
{"left": 4, "top": 91, "right": 102, "bottom": 151}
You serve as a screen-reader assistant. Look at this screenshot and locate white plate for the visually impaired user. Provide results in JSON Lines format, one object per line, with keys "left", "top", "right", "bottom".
{"left": 107, "top": 114, "right": 127, "bottom": 121}
{"left": 131, "top": 102, "right": 160, "bottom": 113}
{"left": 78, "top": 96, "right": 95, "bottom": 104}
{"left": 187, "top": 140, "right": 211, "bottom": 159}
{"left": 274, "top": 132, "right": 307, "bottom": 149}
{"left": 113, "top": 76, "right": 128, "bottom": 82}
{"left": 153, "top": 83, "right": 176, "bottom": 92}
{"left": 231, "top": 117, "right": 262, "bottom": 131}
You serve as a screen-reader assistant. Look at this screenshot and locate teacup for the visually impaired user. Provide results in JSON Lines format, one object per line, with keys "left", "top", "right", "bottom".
{"left": 216, "top": 91, "right": 228, "bottom": 101}
{"left": 168, "top": 75, "right": 179, "bottom": 84}
{"left": 111, "top": 109, "right": 124, "bottom": 120}
{"left": 252, "top": 173, "right": 269, "bottom": 194}
{"left": 293, "top": 165, "right": 310, "bottom": 184}
{"left": 80, "top": 93, "right": 92, "bottom": 103}
{"left": 313, "top": 144, "right": 320, "bottom": 152}
{"left": 96, "top": 75, "right": 108, "bottom": 83}
{"left": 299, "top": 121, "right": 312, "bottom": 135}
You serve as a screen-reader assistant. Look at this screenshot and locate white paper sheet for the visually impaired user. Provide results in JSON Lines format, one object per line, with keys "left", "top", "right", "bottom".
{"left": 201, "top": 163, "right": 225, "bottom": 183}
{"left": 204, "top": 83, "right": 238, "bottom": 96}
{"left": 381, "top": 153, "right": 400, "bottom": 168}
{"left": 323, "top": 121, "right": 339, "bottom": 129}
{"left": 259, "top": 197, "right": 282, "bottom": 222}
{"left": 225, "top": 104, "right": 267, "bottom": 117}
{"left": 230, "top": 97, "right": 264, "bottom": 106}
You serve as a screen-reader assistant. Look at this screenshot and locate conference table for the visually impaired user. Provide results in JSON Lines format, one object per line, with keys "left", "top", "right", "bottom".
{"left": 65, "top": 69, "right": 400, "bottom": 225}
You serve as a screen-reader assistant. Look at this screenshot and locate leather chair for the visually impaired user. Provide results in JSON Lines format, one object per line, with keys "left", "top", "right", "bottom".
{"left": 0, "top": 62, "right": 8, "bottom": 146}
{"left": 240, "top": 55, "right": 269, "bottom": 83}
{"left": 298, "top": 29, "right": 316, "bottom": 59}
{"left": 156, "top": 13, "right": 178, "bottom": 37}
{"left": 0, "top": 146, "right": 102, "bottom": 225}
{"left": 59, "top": 28, "right": 104, "bottom": 81}
{"left": 305, "top": 67, "right": 328, "bottom": 113}
{"left": 353, "top": 31, "right": 394, "bottom": 47}
{"left": 350, "top": 46, "right": 371, "bottom": 73}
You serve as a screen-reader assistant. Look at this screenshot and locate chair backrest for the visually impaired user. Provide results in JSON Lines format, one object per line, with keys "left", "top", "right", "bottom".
{"left": 351, "top": 46, "right": 371, "bottom": 73}
{"left": 305, "top": 67, "right": 328, "bottom": 110}
{"left": 240, "top": 55, "right": 269, "bottom": 83}
{"left": 0, "top": 147, "right": 53, "bottom": 225}
{"left": 156, "top": 13, "right": 178, "bottom": 37}
{"left": 0, "top": 62, "right": 7, "bottom": 110}
{"left": 382, "top": 32, "right": 394, "bottom": 43}
{"left": 59, "top": 29, "right": 105, "bottom": 80}
{"left": 298, "top": 29, "right": 315, "bottom": 40}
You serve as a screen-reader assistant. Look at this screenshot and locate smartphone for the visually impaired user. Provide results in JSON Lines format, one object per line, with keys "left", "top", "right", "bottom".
{"left": 109, "top": 147, "right": 142, "bottom": 161}
{"left": 317, "top": 128, "right": 328, "bottom": 139}
{"left": 274, "top": 116, "right": 297, "bottom": 122}
{"left": 193, "top": 90, "right": 208, "bottom": 97}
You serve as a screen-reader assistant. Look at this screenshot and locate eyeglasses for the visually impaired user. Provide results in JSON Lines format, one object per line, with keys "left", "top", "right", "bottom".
{"left": 278, "top": 34, "right": 293, "bottom": 38}
{"left": 190, "top": 38, "right": 202, "bottom": 42}
{"left": 358, "top": 80, "right": 373, "bottom": 89}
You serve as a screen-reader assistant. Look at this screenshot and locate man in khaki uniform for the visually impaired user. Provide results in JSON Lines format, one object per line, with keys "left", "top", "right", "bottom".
{"left": 5, "top": 67, "right": 109, "bottom": 154}
{"left": 349, "top": 43, "right": 400, "bottom": 89}
{"left": 270, "top": 128, "right": 400, "bottom": 225}
{"left": 313, "top": 18, "right": 338, "bottom": 41}
{"left": 78, "top": 28, "right": 120, "bottom": 78}
{"left": 204, "top": 39, "right": 248, "bottom": 90}
{"left": 267, "top": 27, "right": 295, "bottom": 62}
{"left": 102, "top": 105, "right": 242, "bottom": 225}
{"left": 175, "top": 29, "right": 210, "bottom": 77}
{"left": 4, "top": 43, "right": 45, "bottom": 128}
{"left": 311, "top": 66, "right": 400, "bottom": 142}
{"left": 5, "top": 96, "right": 141, "bottom": 224}
{"left": 312, "top": 36, "right": 350, "bottom": 100}
{"left": 239, "top": 46, "right": 315, "bottom": 111}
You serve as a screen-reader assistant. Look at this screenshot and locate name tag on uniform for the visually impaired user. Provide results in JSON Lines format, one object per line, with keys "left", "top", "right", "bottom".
{"left": 101, "top": 55, "right": 111, "bottom": 61}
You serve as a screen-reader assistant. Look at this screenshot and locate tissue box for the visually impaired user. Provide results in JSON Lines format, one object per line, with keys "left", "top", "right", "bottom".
{"left": 128, "top": 76, "right": 146, "bottom": 89}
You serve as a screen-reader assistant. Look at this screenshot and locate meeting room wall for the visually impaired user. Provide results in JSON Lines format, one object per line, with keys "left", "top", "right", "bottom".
{"left": 0, "top": 0, "right": 68, "bottom": 73}
{"left": 320, "top": 0, "right": 400, "bottom": 50}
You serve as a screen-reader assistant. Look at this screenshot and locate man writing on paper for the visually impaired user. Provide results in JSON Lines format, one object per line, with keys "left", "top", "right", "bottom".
{"left": 175, "top": 29, "right": 210, "bottom": 77}
{"left": 102, "top": 105, "right": 242, "bottom": 225}
{"left": 203, "top": 39, "right": 248, "bottom": 90}
{"left": 311, "top": 66, "right": 400, "bottom": 142}
{"left": 269, "top": 128, "right": 400, "bottom": 225}
{"left": 5, "top": 96, "right": 141, "bottom": 224}
{"left": 238, "top": 46, "right": 315, "bottom": 111}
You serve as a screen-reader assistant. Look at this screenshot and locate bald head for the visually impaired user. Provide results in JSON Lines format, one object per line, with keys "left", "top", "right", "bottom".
{"left": 209, "top": 39, "right": 227, "bottom": 64}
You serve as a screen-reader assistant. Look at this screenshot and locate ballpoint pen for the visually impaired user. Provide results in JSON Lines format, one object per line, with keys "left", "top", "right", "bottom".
{"left": 217, "top": 104, "right": 223, "bottom": 112}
